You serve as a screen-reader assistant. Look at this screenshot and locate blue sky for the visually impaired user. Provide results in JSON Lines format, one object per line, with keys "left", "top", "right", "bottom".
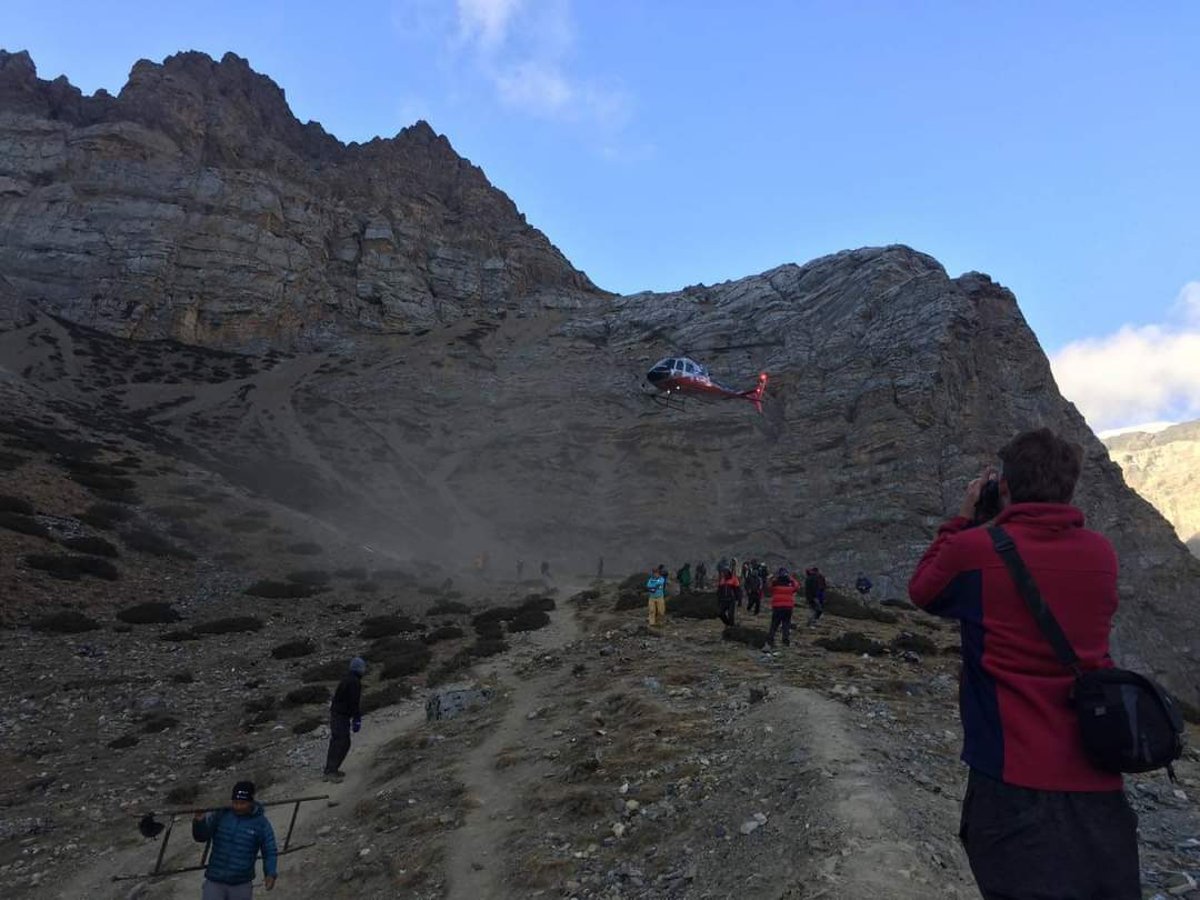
{"left": 5, "top": 1, "right": 1199, "bottom": 429}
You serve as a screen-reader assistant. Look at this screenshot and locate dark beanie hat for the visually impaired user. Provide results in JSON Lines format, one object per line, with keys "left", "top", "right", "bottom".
{"left": 232, "top": 780, "right": 255, "bottom": 802}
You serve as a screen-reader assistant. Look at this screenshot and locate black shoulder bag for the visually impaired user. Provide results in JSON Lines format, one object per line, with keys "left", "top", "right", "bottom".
{"left": 987, "top": 526, "right": 1185, "bottom": 779}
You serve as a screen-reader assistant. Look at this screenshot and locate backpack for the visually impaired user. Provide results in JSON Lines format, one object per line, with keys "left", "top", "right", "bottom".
{"left": 987, "top": 527, "right": 1185, "bottom": 778}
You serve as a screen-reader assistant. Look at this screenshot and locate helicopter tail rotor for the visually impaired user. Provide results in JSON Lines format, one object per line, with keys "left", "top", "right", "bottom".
{"left": 741, "top": 372, "right": 769, "bottom": 413}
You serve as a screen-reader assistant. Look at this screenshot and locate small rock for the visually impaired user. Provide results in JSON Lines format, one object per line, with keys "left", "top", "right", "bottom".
{"left": 642, "top": 677, "right": 662, "bottom": 693}
{"left": 612, "top": 822, "right": 626, "bottom": 838}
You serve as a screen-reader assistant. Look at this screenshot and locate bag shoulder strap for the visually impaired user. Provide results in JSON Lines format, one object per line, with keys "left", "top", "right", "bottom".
{"left": 986, "top": 526, "right": 1082, "bottom": 676}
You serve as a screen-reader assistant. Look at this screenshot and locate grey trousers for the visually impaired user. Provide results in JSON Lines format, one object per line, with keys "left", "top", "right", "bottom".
{"left": 202, "top": 879, "right": 253, "bottom": 900}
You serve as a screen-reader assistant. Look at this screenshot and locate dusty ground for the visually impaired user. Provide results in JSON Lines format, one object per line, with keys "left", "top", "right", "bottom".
{"left": 5, "top": 577, "right": 1197, "bottom": 900}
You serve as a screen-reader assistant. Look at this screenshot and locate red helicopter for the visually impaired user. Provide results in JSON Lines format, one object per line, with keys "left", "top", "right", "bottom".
{"left": 646, "top": 356, "right": 769, "bottom": 412}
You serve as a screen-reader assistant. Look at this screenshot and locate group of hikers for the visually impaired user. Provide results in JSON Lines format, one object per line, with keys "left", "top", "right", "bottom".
{"left": 648, "top": 558, "right": 868, "bottom": 650}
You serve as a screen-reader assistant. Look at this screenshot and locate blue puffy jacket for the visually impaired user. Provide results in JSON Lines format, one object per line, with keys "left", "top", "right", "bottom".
{"left": 193, "top": 804, "right": 278, "bottom": 884}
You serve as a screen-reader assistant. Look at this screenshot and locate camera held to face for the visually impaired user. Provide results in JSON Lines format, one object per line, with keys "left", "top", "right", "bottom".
{"left": 973, "top": 476, "right": 1002, "bottom": 525}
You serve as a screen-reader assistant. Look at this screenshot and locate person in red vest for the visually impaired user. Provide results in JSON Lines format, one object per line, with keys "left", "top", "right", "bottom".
{"left": 761, "top": 567, "right": 798, "bottom": 651}
{"left": 908, "top": 428, "right": 1138, "bottom": 899}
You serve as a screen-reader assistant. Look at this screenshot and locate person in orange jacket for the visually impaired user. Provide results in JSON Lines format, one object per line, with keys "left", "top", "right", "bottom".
{"left": 762, "top": 568, "right": 799, "bottom": 650}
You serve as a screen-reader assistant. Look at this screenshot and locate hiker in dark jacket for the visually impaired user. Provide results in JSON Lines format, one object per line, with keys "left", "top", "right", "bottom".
{"left": 855, "top": 573, "right": 873, "bottom": 596}
{"left": 804, "top": 567, "right": 826, "bottom": 625}
{"left": 744, "top": 565, "right": 763, "bottom": 616}
{"left": 323, "top": 657, "right": 365, "bottom": 782}
{"left": 694, "top": 561, "right": 708, "bottom": 591}
{"left": 193, "top": 780, "right": 278, "bottom": 897}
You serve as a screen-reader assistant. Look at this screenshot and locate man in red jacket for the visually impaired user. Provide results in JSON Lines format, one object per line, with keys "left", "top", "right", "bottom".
{"left": 909, "top": 428, "right": 1138, "bottom": 899}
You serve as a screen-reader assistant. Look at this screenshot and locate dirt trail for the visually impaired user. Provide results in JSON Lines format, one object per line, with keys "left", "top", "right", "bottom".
{"left": 767, "top": 687, "right": 973, "bottom": 898}
{"left": 445, "top": 595, "right": 583, "bottom": 900}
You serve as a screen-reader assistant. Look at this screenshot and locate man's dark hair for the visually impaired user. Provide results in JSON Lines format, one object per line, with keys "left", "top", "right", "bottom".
{"left": 998, "top": 428, "right": 1083, "bottom": 504}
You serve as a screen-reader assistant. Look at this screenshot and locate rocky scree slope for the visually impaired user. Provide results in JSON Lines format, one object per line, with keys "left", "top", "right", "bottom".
{"left": 0, "top": 49, "right": 597, "bottom": 350}
{"left": 1105, "top": 420, "right": 1200, "bottom": 558}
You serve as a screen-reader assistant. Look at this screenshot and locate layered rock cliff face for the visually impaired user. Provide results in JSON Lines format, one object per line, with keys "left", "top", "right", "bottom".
{"left": 0, "top": 49, "right": 596, "bottom": 349}
{"left": 1, "top": 51, "right": 1197, "bottom": 706}
{"left": 1106, "top": 421, "right": 1200, "bottom": 557}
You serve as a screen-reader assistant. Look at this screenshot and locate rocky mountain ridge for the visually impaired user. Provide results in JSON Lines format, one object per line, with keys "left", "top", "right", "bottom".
{"left": 1105, "top": 420, "right": 1200, "bottom": 557}
{"left": 0, "top": 49, "right": 597, "bottom": 350}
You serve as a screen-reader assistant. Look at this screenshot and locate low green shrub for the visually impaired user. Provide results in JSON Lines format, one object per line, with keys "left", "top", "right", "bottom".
{"left": 61, "top": 535, "right": 120, "bottom": 557}
{"left": 192, "top": 616, "right": 263, "bottom": 635}
{"left": 0, "top": 512, "right": 50, "bottom": 538}
{"left": 0, "top": 495, "right": 34, "bottom": 514}
{"left": 32, "top": 610, "right": 100, "bottom": 633}
{"left": 301, "top": 659, "right": 348, "bottom": 682}
{"left": 123, "top": 528, "right": 194, "bottom": 560}
{"left": 362, "top": 681, "right": 414, "bottom": 713}
{"left": 508, "top": 609, "right": 550, "bottom": 632}
{"left": 245, "top": 580, "right": 320, "bottom": 599}
{"left": 117, "top": 603, "right": 181, "bottom": 625}
{"left": 271, "top": 639, "right": 317, "bottom": 659}
{"left": 423, "top": 625, "right": 465, "bottom": 644}
{"left": 287, "top": 570, "right": 330, "bottom": 586}
{"left": 814, "top": 632, "right": 888, "bottom": 656}
{"left": 428, "top": 600, "right": 471, "bottom": 616}
{"left": 283, "top": 685, "right": 330, "bottom": 707}
{"left": 360, "top": 615, "right": 423, "bottom": 639}
{"left": 25, "top": 553, "right": 119, "bottom": 581}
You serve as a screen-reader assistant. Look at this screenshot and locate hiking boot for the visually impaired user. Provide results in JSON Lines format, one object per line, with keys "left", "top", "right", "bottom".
{"left": 322, "top": 771, "right": 346, "bottom": 783}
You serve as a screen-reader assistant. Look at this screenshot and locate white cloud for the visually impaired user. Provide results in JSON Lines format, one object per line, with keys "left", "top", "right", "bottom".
{"left": 457, "top": 0, "right": 525, "bottom": 49}
{"left": 1050, "top": 285, "right": 1200, "bottom": 432}
{"left": 495, "top": 60, "right": 573, "bottom": 114}
{"left": 1174, "top": 281, "right": 1200, "bottom": 325}
{"left": 449, "top": 0, "right": 631, "bottom": 134}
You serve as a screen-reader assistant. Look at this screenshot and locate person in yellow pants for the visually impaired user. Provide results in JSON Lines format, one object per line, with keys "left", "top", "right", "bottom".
{"left": 646, "top": 565, "right": 667, "bottom": 626}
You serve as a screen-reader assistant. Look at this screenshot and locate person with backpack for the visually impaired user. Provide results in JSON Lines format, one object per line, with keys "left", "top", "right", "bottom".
{"left": 909, "top": 429, "right": 1141, "bottom": 899}
{"left": 646, "top": 565, "right": 668, "bottom": 627}
{"left": 804, "top": 567, "right": 826, "bottom": 625}
{"left": 744, "top": 563, "right": 763, "bottom": 616}
{"left": 695, "top": 561, "right": 708, "bottom": 591}
{"left": 192, "top": 780, "right": 278, "bottom": 897}
{"left": 676, "top": 562, "right": 692, "bottom": 594}
{"left": 762, "top": 567, "right": 798, "bottom": 650}
{"left": 716, "top": 565, "right": 740, "bottom": 627}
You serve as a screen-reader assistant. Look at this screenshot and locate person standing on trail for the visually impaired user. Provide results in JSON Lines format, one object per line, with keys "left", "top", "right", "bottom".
{"left": 716, "top": 565, "right": 740, "bottom": 627}
{"left": 695, "top": 561, "right": 708, "bottom": 591}
{"left": 540, "top": 560, "right": 551, "bottom": 579}
{"left": 744, "top": 563, "right": 763, "bottom": 616}
{"left": 804, "top": 566, "right": 826, "bottom": 625}
{"left": 762, "top": 567, "right": 798, "bottom": 651}
{"left": 909, "top": 429, "right": 1140, "bottom": 899}
{"left": 517, "top": 559, "right": 524, "bottom": 580}
{"left": 323, "top": 657, "right": 365, "bottom": 782}
{"left": 192, "top": 780, "right": 278, "bottom": 898}
{"left": 676, "top": 562, "right": 692, "bottom": 594}
{"left": 646, "top": 565, "right": 668, "bottom": 627}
